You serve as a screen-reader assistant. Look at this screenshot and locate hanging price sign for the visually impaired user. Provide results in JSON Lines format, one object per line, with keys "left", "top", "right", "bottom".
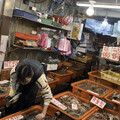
{"left": 4, "top": 60, "right": 19, "bottom": 69}
{"left": 90, "top": 96, "right": 106, "bottom": 109}
{"left": 101, "top": 46, "right": 120, "bottom": 61}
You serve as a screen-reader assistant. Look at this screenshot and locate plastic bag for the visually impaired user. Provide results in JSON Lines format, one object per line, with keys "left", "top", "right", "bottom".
{"left": 36, "top": 32, "right": 48, "bottom": 48}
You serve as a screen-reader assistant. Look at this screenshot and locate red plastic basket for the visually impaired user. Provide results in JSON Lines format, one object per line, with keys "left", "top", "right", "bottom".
{"left": 82, "top": 107, "right": 120, "bottom": 120}
{"left": 49, "top": 91, "right": 96, "bottom": 120}
{"left": 105, "top": 90, "right": 120, "bottom": 111}
{"left": 88, "top": 71, "right": 115, "bottom": 88}
{"left": 71, "top": 79, "right": 113, "bottom": 100}
{"left": 0, "top": 68, "right": 11, "bottom": 81}
{"left": 1, "top": 105, "right": 62, "bottom": 120}
{"left": 48, "top": 70, "right": 73, "bottom": 84}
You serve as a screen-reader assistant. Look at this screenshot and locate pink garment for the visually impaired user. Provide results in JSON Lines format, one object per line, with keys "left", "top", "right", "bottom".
{"left": 60, "top": 39, "right": 71, "bottom": 55}
{"left": 58, "top": 37, "right": 68, "bottom": 52}
{"left": 36, "top": 34, "right": 42, "bottom": 46}
{"left": 36, "top": 32, "right": 48, "bottom": 48}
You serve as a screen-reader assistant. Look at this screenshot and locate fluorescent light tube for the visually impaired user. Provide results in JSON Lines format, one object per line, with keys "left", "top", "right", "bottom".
{"left": 76, "top": 2, "right": 120, "bottom": 9}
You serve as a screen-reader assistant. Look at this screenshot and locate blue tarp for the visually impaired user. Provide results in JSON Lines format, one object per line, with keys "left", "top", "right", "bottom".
{"left": 85, "top": 19, "right": 114, "bottom": 36}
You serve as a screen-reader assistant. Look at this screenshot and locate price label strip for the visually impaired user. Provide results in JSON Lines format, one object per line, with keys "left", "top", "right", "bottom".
{"left": 51, "top": 98, "right": 67, "bottom": 110}
{"left": 72, "top": 103, "right": 78, "bottom": 110}
{"left": 0, "top": 80, "right": 9, "bottom": 85}
{"left": 6, "top": 115, "right": 24, "bottom": 120}
{"left": 90, "top": 96, "right": 106, "bottom": 109}
{"left": 112, "top": 99, "right": 120, "bottom": 103}
{"left": 87, "top": 90, "right": 99, "bottom": 95}
{"left": 4, "top": 60, "right": 19, "bottom": 69}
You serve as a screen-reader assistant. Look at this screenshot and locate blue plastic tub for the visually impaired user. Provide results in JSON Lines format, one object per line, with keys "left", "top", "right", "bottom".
{"left": 13, "top": 9, "right": 38, "bottom": 21}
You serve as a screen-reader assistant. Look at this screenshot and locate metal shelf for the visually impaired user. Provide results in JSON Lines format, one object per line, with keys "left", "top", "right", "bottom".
{"left": 13, "top": 15, "right": 69, "bottom": 31}
{"left": 12, "top": 44, "right": 56, "bottom": 53}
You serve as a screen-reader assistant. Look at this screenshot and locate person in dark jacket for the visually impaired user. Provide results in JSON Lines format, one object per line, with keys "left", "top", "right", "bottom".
{"left": 5, "top": 58, "right": 53, "bottom": 120}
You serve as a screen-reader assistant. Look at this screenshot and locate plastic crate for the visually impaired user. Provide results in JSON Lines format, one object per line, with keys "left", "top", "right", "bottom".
{"left": 0, "top": 68, "right": 11, "bottom": 81}
{"left": 1, "top": 105, "right": 62, "bottom": 120}
{"left": 101, "top": 70, "right": 120, "bottom": 85}
{"left": 0, "top": 81, "right": 10, "bottom": 107}
{"left": 13, "top": 9, "right": 38, "bottom": 21}
{"left": 105, "top": 90, "right": 120, "bottom": 109}
{"left": 50, "top": 91, "right": 96, "bottom": 120}
{"left": 82, "top": 107, "right": 120, "bottom": 120}
{"left": 88, "top": 71, "right": 114, "bottom": 87}
{"left": 48, "top": 70, "right": 73, "bottom": 84}
{"left": 69, "top": 59, "right": 87, "bottom": 70}
{"left": 76, "top": 56, "right": 92, "bottom": 63}
{"left": 15, "top": 32, "right": 38, "bottom": 41}
{"left": 47, "top": 75, "right": 60, "bottom": 90}
{"left": 67, "top": 60, "right": 85, "bottom": 79}
{"left": 62, "top": 61, "right": 73, "bottom": 68}
{"left": 0, "top": 98, "right": 7, "bottom": 107}
{"left": 68, "top": 60, "right": 85, "bottom": 66}
{"left": 37, "top": 76, "right": 59, "bottom": 96}
{"left": 68, "top": 66, "right": 85, "bottom": 79}
{"left": 40, "top": 17, "right": 53, "bottom": 25}
{"left": 71, "top": 79, "right": 113, "bottom": 99}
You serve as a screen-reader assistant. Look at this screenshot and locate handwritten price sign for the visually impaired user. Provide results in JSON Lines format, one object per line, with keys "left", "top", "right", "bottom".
{"left": 4, "top": 60, "right": 19, "bottom": 69}
{"left": 51, "top": 98, "right": 67, "bottom": 110}
{"left": 90, "top": 96, "right": 106, "bottom": 109}
{"left": 101, "top": 46, "right": 120, "bottom": 61}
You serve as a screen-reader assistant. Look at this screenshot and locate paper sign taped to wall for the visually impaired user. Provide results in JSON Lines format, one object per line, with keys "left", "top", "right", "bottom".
{"left": 0, "top": 35, "right": 8, "bottom": 53}
{"left": 0, "top": 52, "right": 5, "bottom": 62}
{"left": 4, "top": 60, "right": 19, "bottom": 69}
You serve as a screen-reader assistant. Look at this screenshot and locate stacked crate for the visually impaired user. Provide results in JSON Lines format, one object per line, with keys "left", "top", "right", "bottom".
{"left": 0, "top": 105, "right": 62, "bottom": 120}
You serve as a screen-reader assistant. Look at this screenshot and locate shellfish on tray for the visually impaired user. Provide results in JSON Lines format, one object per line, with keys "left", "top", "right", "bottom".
{"left": 88, "top": 110, "right": 120, "bottom": 120}
{"left": 58, "top": 95, "right": 92, "bottom": 118}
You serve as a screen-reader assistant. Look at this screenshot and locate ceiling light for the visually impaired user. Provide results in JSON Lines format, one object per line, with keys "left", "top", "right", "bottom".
{"left": 102, "top": 18, "right": 108, "bottom": 26}
{"left": 86, "top": 5, "right": 94, "bottom": 16}
{"left": 76, "top": 2, "right": 120, "bottom": 9}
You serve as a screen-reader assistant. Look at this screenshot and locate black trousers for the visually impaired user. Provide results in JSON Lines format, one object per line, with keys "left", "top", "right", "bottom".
{"left": 5, "top": 84, "right": 38, "bottom": 115}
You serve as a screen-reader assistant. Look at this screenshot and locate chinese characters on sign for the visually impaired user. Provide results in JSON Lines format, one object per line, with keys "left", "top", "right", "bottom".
{"left": 4, "top": 60, "right": 19, "bottom": 69}
{"left": 51, "top": 98, "right": 67, "bottom": 110}
{"left": 101, "top": 46, "right": 120, "bottom": 61}
{"left": 90, "top": 96, "right": 106, "bottom": 109}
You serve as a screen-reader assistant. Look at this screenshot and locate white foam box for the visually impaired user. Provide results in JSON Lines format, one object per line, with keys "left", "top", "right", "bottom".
{"left": 76, "top": 46, "right": 87, "bottom": 53}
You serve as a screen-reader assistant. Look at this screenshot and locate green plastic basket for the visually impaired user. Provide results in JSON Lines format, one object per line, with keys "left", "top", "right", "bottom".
{"left": 40, "top": 17, "right": 52, "bottom": 25}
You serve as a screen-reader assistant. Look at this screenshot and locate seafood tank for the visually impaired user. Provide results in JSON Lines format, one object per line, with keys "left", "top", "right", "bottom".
{"left": 57, "top": 95, "right": 92, "bottom": 118}
{"left": 77, "top": 82, "right": 109, "bottom": 96}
